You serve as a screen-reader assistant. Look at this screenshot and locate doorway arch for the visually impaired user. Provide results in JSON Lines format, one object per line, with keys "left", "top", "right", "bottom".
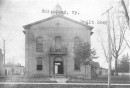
{"left": 53, "top": 56, "right": 64, "bottom": 74}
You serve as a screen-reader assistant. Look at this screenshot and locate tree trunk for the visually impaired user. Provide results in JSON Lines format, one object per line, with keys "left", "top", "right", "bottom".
{"left": 85, "top": 65, "right": 86, "bottom": 78}
{"left": 115, "top": 57, "right": 118, "bottom": 76}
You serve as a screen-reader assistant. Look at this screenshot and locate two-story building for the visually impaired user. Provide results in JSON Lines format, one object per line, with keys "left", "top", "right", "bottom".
{"left": 23, "top": 4, "right": 93, "bottom": 79}
{"left": 4, "top": 63, "right": 24, "bottom": 75}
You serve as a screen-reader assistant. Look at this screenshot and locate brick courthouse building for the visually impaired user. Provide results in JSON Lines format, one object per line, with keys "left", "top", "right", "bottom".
{"left": 23, "top": 5, "right": 93, "bottom": 79}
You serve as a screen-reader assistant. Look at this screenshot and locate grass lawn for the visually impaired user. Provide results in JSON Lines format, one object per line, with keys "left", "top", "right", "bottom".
{"left": 0, "top": 75, "right": 130, "bottom": 88}
{"left": 67, "top": 75, "right": 130, "bottom": 83}
{"left": 0, "top": 75, "right": 130, "bottom": 84}
{"left": 0, "top": 84, "right": 130, "bottom": 88}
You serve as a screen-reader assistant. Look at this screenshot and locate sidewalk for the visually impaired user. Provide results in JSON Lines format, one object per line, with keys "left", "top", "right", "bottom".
{"left": 0, "top": 75, "right": 130, "bottom": 84}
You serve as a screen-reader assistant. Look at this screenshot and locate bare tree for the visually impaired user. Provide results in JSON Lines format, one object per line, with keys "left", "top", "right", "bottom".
{"left": 100, "top": 5, "right": 128, "bottom": 76}
{"left": 121, "top": 0, "right": 129, "bottom": 27}
{"left": 100, "top": 36, "right": 109, "bottom": 63}
{"left": 110, "top": 16, "right": 126, "bottom": 76}
{"left": 120, "top": 0, "right": 130, "bottom": 50}
{"left": 110, "top": 2, "right": 130, "bottom": 75}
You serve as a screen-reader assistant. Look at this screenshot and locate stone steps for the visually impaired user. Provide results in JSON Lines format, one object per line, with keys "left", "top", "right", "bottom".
{"left": 50, "top": 76, "right": 68, "bottom": 83}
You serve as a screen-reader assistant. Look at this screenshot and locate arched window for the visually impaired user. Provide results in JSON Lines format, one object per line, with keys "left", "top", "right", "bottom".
{"left": 55, "top": 36, "right": 61, "bottom": 50}
{"left": 74, "top": 37, "right": 80, "bottom": 45}
{"left": 36, "top": 37, "right": 43, "bottom": 52}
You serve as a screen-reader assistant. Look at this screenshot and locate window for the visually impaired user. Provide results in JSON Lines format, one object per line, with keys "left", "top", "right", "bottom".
{"left": 74, "top": 37, "right": 80, "bottom": 45}
{"left": 74, "top": 37, "right": 81, "bottom": 49}
{"left": 55, "top": 36, "right": 61, "bottom": 50}
{"left": 37, "top": 57, "right": 43, "bottom": 70}
{"left": 74, "top": 58, "right": 80, "bottom": 71}
{"left": 36, "top": 37, "right": 43, "bottom": 52}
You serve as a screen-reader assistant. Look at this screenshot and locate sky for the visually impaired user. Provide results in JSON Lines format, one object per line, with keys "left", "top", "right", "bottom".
{"left": 0, "top": 0, "right": 130, "bottom": 68}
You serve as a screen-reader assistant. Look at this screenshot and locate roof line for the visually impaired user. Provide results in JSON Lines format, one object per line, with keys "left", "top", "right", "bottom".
{"left": 23, "top": 15, "right": 93, "bottom": 30}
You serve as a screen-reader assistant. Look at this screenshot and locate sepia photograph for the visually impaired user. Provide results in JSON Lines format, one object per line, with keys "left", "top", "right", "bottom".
{"left": 0, "top": 0, "right": 130, "bottom": 88}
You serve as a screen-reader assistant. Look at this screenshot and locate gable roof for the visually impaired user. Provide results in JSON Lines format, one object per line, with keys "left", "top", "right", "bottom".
{"left": 100, "top": 67, "right": 108, "bottom": 70}
{"left": 90, "top": 61, "right": 100, "bottom": 68}
{"left": 23, "top": 15, "right": 93, "bottom": 30}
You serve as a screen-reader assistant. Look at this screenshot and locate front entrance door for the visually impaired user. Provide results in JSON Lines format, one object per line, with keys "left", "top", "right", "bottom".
{"left": 54, "top": 61, "right": 63, "bottom": 74}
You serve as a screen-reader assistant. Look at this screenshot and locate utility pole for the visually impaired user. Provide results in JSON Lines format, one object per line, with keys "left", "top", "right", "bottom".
{"left": 0, "top": 34, "right": 5, "bottom": 76}
{"left": 102, "top": 6, "right": 113, "bottom": 88}
{"left": 12, "top": 57, "right": 14, "bottom": 75}
{"left": 3, "top": 39, "right": 5, "bottom": 76}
